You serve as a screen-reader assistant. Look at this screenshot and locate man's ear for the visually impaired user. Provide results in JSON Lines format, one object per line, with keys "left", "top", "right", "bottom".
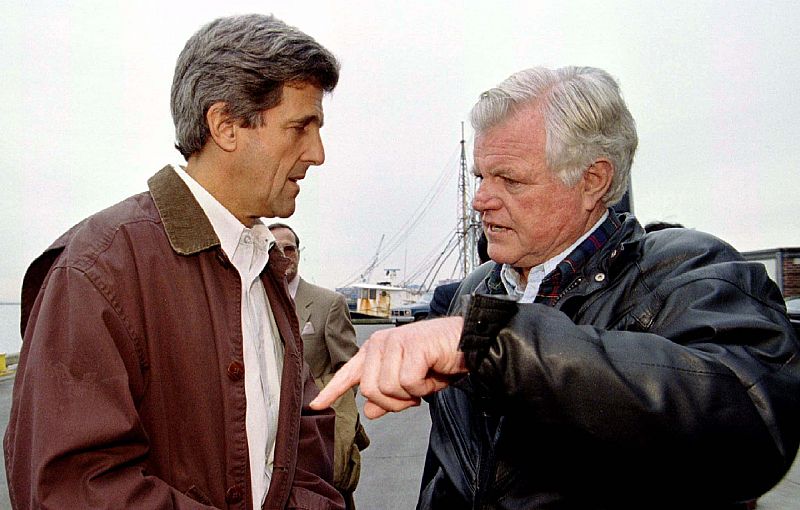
{"left": 206, "top": 102, "right": 237, "bottom": 152}
{"left": 581, "top": 159, "right": 614, "bottom": 211}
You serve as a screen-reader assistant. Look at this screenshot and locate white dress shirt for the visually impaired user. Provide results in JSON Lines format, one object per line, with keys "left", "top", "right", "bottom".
{"left": 287, "top": 274, "right": 300, "bottom": 300}
{"left": 174, "top": 165, "right": 284, "bottom": 508}
{"left": 501, "top": 211, "right": 609, "bottom": 303}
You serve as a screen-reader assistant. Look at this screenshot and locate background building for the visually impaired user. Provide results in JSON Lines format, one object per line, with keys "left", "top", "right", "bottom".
{"left": 741, "top": 247, "right": 800, "bottom": 297}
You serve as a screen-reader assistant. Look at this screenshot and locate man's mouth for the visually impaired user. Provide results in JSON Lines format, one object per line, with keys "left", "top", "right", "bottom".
{"left": 288, "top": 170, "right": 307, "bottom": 185}
{"left": 485, "top": 222, "right": 510, "bottom": 233}
{"left": 287, "top": 177, "right": 304, "bottom": 193}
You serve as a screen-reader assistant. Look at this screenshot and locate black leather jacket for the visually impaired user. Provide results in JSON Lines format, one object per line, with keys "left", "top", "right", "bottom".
{"left": 418, "top": 214, "right": 800, "bottom": 509}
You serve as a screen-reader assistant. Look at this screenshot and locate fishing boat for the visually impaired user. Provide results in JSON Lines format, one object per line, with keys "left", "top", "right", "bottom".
{"left": 336, "top": 124, "right": 482, "bottom": 322}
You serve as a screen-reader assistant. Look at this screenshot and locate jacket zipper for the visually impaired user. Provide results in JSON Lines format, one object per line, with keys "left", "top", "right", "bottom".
{"left": 553, "top": 276, "right": 584, "bottom": 306}
{"left": 474, "top": 413, "right": 500, "bottom": 510}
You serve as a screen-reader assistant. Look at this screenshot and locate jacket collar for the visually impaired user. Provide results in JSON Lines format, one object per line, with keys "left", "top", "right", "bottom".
{"left": 148, "top": 165, "right": 294, "bottom": 283}
{"left": 147, "top": 165, "right": 220, "bottom": 255}
{"left": 481, "top": 211, "right": 645, "bottom": 298}
{"left": 293, "top": 278, "right": 313, "bottom": 326}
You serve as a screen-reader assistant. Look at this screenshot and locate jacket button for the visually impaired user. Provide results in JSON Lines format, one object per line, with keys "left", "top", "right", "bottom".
{"left": 594, "top": 273, "right": 606, "bottom": 282}
{"left": 227, "top": 361, "right": 244, "bottom": 381}
{"left": 225, "top": 484, "right": 244, "bottom": 503}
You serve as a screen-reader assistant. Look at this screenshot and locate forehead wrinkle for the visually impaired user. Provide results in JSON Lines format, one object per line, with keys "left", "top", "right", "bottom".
{"left": 474, "top": 151, "right": 533, "bottom": 178}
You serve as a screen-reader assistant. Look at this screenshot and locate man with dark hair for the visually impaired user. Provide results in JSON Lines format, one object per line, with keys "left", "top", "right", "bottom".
{"left": 313, "top": 66, "right": 800, "bottom": 509}
{"left": 268, "top": 223, "right": 369, "bottom": 509}
{"left": 6, "top": 14, "right": 344, "bottom": 509}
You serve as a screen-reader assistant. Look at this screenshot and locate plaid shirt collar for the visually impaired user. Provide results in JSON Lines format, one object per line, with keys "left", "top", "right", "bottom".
{"left": 486, "top": 209, "right": 621, "bottom": 305}
{"left": 537, "top": 209, "right": 621, "bottom": 305}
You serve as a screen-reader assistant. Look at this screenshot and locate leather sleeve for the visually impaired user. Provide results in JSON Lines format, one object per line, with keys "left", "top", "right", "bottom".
{"left": 4, "top": 266, "right": 217, "bottom": 509}
{"left": 458, "top": 267, "right": 800, "bottom": 499}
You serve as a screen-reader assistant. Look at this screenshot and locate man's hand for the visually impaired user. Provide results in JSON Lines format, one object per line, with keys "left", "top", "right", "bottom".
{"left": 310, "top": 316, "right": 467, "bottom": 418}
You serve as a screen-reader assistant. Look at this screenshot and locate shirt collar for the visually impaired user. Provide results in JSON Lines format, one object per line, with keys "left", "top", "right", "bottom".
{"left": 172, "top": 164, "right": 275, "bottom": 260}
{"left": 501, "top": 210, "right": 609, "bottom": 301}
{"left": 287, "top": 275, "right": 300, "bottom": 299}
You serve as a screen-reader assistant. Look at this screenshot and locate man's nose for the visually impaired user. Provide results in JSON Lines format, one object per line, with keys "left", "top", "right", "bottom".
{"left": 472, "top": 181, "right": 497, "bottom": 212}
{"left": 305, "top": 128, "right": 325, "bottom": 166}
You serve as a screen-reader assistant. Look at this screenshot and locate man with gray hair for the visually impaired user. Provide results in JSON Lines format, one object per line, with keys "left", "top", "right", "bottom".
{"left": 313, "top": 66, "right": 800, "bottom": 508}
{"left": 6, "top": 14, "right": 345, "bottom": 509}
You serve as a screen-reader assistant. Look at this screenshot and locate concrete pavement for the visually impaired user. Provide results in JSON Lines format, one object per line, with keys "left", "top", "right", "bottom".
{"left": 353, "top": 398, "right": 430, "bottom": 509}
{"left": 352, "top": 324, "right": 430, "bottom": 509}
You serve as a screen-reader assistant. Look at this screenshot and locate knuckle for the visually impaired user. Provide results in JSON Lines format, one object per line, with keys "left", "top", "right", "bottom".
{"left": 359, "top": 380, "right": 378, "bottom": 400}
{"left": 378, "top": 378, "right": 399, "bottom": 395}
{"left": 398, "top": 372, "right": 418, "bottom": 391}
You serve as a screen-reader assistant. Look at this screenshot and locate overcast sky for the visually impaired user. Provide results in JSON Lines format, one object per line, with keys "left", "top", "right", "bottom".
{"left": 1, "top": 0, "right": 799, "bottom": 301}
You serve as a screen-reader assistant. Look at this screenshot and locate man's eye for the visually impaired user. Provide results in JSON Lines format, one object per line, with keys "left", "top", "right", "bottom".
{"left": 502, "top": 177, "right": 525, "bottom": 190}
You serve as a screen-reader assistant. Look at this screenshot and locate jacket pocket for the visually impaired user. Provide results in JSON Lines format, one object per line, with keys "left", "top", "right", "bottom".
{"left": 184, "top": 485, "right": 213, "bottom": 505}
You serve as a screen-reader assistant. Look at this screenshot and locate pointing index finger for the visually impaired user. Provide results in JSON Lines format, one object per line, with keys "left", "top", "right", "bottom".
{"left": 309, "top": 351, "right": 365, "bottom": 410}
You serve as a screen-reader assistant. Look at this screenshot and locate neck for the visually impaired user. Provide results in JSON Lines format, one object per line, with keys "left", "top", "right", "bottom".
{"left": 186, "top": 153, "right": 254, "bottom": 227}
{"left": 517, "top": 206, "right": 608, "bottom": 285}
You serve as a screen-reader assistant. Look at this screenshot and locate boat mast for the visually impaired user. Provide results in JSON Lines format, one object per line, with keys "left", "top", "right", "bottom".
{"left": 359, "top": 234, "right": 385, "bottom": 283}
{"left": 457, "top": 122, "right": 479, "bottom": 278}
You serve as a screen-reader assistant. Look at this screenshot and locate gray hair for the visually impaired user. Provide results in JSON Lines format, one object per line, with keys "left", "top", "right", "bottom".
{"left": 470, "top": 66, "right": 637, "bottom": 206}
{"left": 171, "top": 14, "right": 340, "bottom": 159}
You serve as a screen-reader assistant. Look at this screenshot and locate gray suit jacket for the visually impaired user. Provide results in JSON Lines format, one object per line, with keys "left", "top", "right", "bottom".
{"left": 294, "top": 278, "right": 359, "bottom": 380}
{"left": 294, "top": 278, "right": 368, "bottom": 495}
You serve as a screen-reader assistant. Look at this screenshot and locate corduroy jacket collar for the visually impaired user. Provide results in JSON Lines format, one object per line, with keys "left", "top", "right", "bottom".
{"left": 147, "top": 165, "right": 293, "bottom": 280}
{"left": 147, "top": 165, "right": 220, "bottom": 256}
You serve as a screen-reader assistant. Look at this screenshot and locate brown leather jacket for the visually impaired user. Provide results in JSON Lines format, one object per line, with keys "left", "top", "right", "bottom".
{"left": 4, "top": 166, "right": 344, "bottom": 510}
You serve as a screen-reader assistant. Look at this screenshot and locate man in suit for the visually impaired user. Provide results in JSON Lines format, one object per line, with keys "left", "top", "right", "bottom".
{"left": 269, "top": 223, "right": 369, "bottom": 509}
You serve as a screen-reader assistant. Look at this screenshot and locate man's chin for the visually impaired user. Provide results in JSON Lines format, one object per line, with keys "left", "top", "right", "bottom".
{"left": 269, "top": 203, "right": 296, "bottom": 219}
{"left": 487, "top": 248, "right": 510, "bottom": 266}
